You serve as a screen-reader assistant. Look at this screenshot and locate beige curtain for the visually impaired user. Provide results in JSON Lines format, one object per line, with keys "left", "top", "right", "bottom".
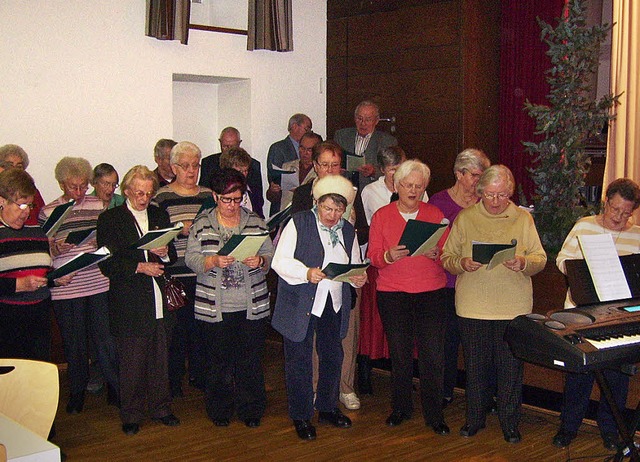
{"left": 248, "top": 0, "right": 293, "bottom": 52}
{"left": 146, "top": 0, "right": 191, "bottom": 45}
{"left": 603, "top": 1, "right": 640, "bottom": 189}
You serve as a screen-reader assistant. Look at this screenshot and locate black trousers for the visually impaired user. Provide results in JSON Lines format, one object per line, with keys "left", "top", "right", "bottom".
{"left": 53, "top": 292, "right": 118, "bottom": 396}
{"left": 377, "top": 289, "right": 447, "bottom": 425}
{"left": 199, "top": 312, "right": 267, "bottom": 421}
{"left": 283, "top": 298, "right": 343, "bottom": 421}
{"left": 560, "top": 369, "right": 629, "bottom": 436}
{"left": 117, "top": 318, "right": 173, "bottom": 425}
{"left": 168, "top": 276, "right": 205, "bottom": 389}
{"left": 0, "top": 298, "right": 51, "bottom": 361}
{"left": 458, "top": 317, "right": 523, "bottom": 432}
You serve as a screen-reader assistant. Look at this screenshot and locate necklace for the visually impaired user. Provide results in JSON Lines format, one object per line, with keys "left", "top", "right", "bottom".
{"left": 449, "top": 184, "right": 477, "bottom": 208}
{"left": 600, "top": 214, "right": 625, "bottom": 244}
{"left": 216, "top": 209, "right": 240, "bottom": 229}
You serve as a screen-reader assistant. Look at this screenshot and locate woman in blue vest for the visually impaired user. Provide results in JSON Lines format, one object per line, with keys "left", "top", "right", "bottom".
{"left": 272, "top": 174, "right": 368, "bottom": 441}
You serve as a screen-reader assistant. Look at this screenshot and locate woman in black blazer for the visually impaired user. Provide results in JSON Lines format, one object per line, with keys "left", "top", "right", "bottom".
{"left": 97, "top": 165, "right": 179, "bottom": 436}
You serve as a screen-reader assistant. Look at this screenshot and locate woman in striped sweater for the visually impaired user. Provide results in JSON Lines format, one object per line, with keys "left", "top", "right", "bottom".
{"left": 0, "top": 168, "right": 53, "bottom": 361}
{"left": 152, "top": 141, "right": 212, "bottom": 396}
{"left": 39, "top": 157, "right": 119, "bottom": 414}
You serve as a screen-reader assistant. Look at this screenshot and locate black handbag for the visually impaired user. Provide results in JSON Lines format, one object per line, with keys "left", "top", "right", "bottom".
{"left": 161, "top": 274, "right": 188, "bottom": 311}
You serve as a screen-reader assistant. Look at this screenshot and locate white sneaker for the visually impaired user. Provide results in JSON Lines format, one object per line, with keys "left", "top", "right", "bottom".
{"left": 340, "top": 392, "right": 361, "bottom": 410}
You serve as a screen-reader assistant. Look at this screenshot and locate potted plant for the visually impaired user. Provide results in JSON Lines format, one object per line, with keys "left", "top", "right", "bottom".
{"left": 523, "top": 0, "right": 619, "bottom": 257}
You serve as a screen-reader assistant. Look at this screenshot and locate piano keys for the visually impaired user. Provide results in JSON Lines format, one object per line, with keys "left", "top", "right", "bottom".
{"left": 505, "top": 298, "right": 640, "bottom": 373}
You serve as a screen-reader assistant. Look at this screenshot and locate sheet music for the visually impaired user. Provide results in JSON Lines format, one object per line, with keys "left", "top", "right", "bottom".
{"left": 578, "top": 233, "right": 632, "bottom": 301}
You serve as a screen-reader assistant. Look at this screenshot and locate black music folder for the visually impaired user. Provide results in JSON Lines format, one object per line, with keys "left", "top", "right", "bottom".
{"left": 565, "top": 253, "right": 640, "bottom": 306}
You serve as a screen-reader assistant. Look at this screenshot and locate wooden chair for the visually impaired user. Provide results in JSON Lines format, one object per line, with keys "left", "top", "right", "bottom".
{"left": 0, "top": 359, "right": 59, "bottom": 439}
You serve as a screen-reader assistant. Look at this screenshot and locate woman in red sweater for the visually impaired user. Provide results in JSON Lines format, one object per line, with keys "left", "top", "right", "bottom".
{"left": 368, "top": 159, "right": 449, "bottom": 435}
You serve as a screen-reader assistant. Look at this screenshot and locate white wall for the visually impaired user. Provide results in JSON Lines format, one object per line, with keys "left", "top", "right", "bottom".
{"left": 0, "top": 0, "right": 327, "bottom": 215}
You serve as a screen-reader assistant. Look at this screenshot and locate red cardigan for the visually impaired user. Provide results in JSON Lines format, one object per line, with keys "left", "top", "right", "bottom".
{"left": 368, "top": 201, "right": 448, "bottom": 293}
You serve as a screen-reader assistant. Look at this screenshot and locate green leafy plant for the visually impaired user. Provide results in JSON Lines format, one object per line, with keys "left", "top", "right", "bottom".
{"left": 524, "top": 0, "right": 619, "bottom": 256}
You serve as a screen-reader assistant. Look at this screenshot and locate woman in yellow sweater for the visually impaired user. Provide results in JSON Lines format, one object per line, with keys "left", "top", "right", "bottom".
{"left": 441, "top": 165, "right": 546, "bottom": 444}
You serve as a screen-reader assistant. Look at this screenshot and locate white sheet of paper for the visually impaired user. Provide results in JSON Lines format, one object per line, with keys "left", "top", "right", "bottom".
{"left": 578, "top": 233, "right": 632, "bottom": 301}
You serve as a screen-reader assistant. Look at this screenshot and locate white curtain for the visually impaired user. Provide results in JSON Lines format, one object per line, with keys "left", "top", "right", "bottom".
{"left": 603, "top": 1, "right": 640, "bottom": 190}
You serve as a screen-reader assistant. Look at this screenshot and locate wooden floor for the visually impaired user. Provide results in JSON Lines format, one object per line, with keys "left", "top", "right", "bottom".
{"left": 52, "top": 336, "right": 617, "bottom": 462}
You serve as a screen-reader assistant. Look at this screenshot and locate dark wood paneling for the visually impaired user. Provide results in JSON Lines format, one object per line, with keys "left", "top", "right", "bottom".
{"left": 347, "top": 44, "right": 459, "bottom": 76}
{"left": 346, "top": 4, "right": 460, "bottom": 56}
{"left": 461, "top": 0, "right": 501, "bottom": 161}
{"left": 328, "top": 0, "right": 453, "bottom": 20}
{"left": 327, "top": 17, "right": 347, "bottom": 58}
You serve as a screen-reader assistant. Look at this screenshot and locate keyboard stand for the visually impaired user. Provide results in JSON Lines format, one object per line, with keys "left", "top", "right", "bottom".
{"left": 594, "top": 369, "right": 639, "bottom": 461}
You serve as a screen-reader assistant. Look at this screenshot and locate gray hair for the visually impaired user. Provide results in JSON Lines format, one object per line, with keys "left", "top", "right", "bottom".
{"left": 453, "top": 148, "right": 490, "bottom": 174}
{"left": 354, "top": 100, "right": 380, "bottom": 118}
{"left": 121, "top": 165, "right": 159, "bottom": 195}
{"left": 153, "top": 138, "right": 177, "bottom": 159}
{"left": 219, "top": 126, "right": 240, "bottom": 140}
{"left": 287, "top": 113, "right": 311, "bottom": 132}
{"left": 54, "top": 157, "right": 93, "bottom": 183}
{"left": 0, "top": 144, "right": 29, "bottom": 169}
{"left": 377, "top": 146, "right": 406, "bottom": 169}
{"left": 170, "top": 141, "right": 201, "bottom": 165}
{"left": 91, "top": 163, "right": 119, "bottom": 185}
{"left": 393, "top": 159, "right": 431, "bottom": 190}
{"left": 476, "top": 165, "right": 515, "bottom": 197}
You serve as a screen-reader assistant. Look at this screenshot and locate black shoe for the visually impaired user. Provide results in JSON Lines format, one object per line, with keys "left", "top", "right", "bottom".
{"left": 552, "top": 428, "right": 577, "bottom": 448}
{"left": 431, "top": 421, "right": 450, "bottom": 436}
{"left": 459, "top": 422, "right": 486, "bottom": 437}
{"left": 122, "top": 423, "right": 140, "bottom": 435}
{"left": 504, "top": 428, "right": 522, "bottom": 444}
{"left": 66, "top": 392, "right": 85, "bottom": 414}
{"left": 318, "top": 409, "right": 352, "bottom": 428}
{"left": 386, "top": 411, "right": 410, "bottom": 427}
{"left": 293, "top": 419, "right": 316, "bottom": 440}
{"left": 602, "top": 433, "right": 619, "bottom": 451}
{"left": 442, "top": 397, "right": 453, "bottom": 409}
{"left": 213, "top": 418, "right": 230, "bottom": 427}
{"left": 244, "top": 418, "right": 261, "bottom": 428}
{"left": 153, "top": 414, "right": 180, "bottom": 426}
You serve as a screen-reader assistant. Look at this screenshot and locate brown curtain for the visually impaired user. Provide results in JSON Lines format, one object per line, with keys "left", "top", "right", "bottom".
{"left": 248, "top": 0, "right": 293, "bottom": 52}
{"left": 146, "top": 0, "right": 191, "bottom": 45}
{"left": 603, "top": 0, "right": 640, "bottom": 192}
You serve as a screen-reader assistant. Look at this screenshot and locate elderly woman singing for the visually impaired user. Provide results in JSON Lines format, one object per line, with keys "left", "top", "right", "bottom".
{"left": 272, "top": 175, "right": 367, "bottom": 441}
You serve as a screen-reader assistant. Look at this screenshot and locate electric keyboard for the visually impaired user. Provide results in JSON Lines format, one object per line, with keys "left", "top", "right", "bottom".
{"left": 505, "top": 298, "right": 640, "bottom": 373}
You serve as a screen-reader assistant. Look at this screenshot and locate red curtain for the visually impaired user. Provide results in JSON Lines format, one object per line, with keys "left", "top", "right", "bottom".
{"left": 499, "top": 0, "right": 566, "bottom": 201}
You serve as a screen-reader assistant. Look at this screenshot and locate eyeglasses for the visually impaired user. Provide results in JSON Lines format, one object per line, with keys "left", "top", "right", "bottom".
{"left": 299, "top": 146, "right": 314, "bottom": 153}
{"left": 398, "top": 182, "right": 425, "bottom": 191}
{"left": 606, "top": 201, "right": 634, "bottom": 218}
{"left": 64, "top": 183, "right": 89, "bottom": 193}
{"left": 319, "top": 204, "right": 345, "bottom": 215}
{"left": 132, "top": 190, "right": 154, "bottom": 198}
{"left": 356, "top": 116, "right": 378, "bottom": 124}
{"left": 175, "top": 163, "right": 200, "bottom": 171}
{"left": 218, "top": 196, "right": 243, "bottom": 204}
{"left": 97, "top": 180, "right": 119, "bottom": 189}
{"left": 8, "top": 199, "right": 36, "bottom": 210}
{"left": 463, "top": 169, "right": 482, "bottom": 179}
{"left": 483, "top": 192, "right": 510, "bottom": 200}
{"left": 316, "top": 162, "right": 341, "bottom": 170}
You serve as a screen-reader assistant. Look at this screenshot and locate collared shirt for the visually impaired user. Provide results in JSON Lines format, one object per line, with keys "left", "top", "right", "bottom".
{"left": 272, "top": 217, "right": 362, "bottom": 317}
{"left": 355, "top": 132, "right": 373, "bottom": 156}
{"left": 289, "top": 135, "right": 300, "bottom": 159}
